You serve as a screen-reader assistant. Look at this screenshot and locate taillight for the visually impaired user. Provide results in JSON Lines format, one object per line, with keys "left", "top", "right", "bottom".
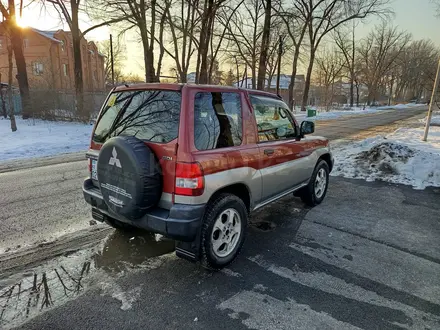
{"left": 175, "top": 162, "right": 204, "bottom": 196}
{"left": 88, "top": 158, "right": 92, "bottom": 172}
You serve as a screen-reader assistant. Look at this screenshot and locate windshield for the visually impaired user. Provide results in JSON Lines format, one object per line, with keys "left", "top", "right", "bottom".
{"left": 93, "top": 90, "right": 181, "bottom": 144}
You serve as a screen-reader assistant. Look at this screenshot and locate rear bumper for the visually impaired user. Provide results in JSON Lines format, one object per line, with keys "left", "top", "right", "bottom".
{"left": 83, "top": 178, "right": 205, "bottom": 241}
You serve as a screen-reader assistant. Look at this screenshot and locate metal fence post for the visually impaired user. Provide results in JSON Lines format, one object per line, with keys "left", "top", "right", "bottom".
{"left": 423, "top": 57, "right": 440, "bottom": 141}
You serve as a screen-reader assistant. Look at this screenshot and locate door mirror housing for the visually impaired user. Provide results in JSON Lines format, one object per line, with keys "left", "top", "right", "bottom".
{"left": 300, "top": 121, "right": 315, "bottom": 137}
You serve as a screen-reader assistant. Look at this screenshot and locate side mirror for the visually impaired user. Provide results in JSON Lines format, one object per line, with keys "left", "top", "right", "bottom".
{"left": 300, "top": 121, "right": 314, "bottom": 136}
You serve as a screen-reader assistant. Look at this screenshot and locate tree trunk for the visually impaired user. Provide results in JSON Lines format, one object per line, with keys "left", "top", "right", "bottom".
{"left": 356, "top": 85, "right": 360, "bottom": 107}
{"left": 7, "top": 21, "right": 31, "bottom": 119}
{"left": 302, "top": 51, "right": 316, "bottom": 111}
{"left": 140, "top": 27, "right": 155, "bottom": 82}
{"left": 198, "top": 1, "right": 214, "bottom": 84}
{"left": 70, "top": 1, "right": 85, "bottom": 120}
{"left": 7, "top": 41, "right": 17, "bottom": 132}
{"left": 350, "top": 24, "right": 355, "bottom": 107}
{"left": 257, "top": 0, "right": 271, "bottom": 91}
{"left": 288, "top": 46, "right": 301, "bottom": 109}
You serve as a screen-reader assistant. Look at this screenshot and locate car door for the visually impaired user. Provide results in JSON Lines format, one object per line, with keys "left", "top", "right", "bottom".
{"left": 250, "top": 94, "right": 311, "bottom": 201}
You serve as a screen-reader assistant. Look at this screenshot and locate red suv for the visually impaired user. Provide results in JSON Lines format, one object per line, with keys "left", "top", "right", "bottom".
{"left": 83, "top": 84, "right": 333, "bottom": 269}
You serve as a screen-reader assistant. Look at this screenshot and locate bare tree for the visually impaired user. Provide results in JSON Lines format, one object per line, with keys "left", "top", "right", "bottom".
{"left": 393, "top": 39, "right": 439, "bottom": 102}
{"left": 224, "top": 0, "right": 265, "bottom": 89}
{"left": 256, "top": 0, "right": 271, "bottom": 90}
{"left": 97, "top": 38, "right": 126, "bottom": 85}
{"left": 162, "top": 0, "right": 198, "bottom": 83}
{"left": 314, "top": 48, "right": 344, "bottom": 110}
{"left": 0, "top": 0, "right": 31, "bottom": 119}
{"left": 334, "top": 23, "right": 357, "bottom": 107}
{"left": 357, "top": 23, "right": 411, "bottom": 105}
{"left": 278, "top": 3, "right": 310, "bottom": 109}
{"left": 296, "top": 0, "right": 391, "bottom": 110}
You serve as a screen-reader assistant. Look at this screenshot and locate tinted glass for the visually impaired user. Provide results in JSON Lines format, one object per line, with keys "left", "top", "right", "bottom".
{"left": 194, "top": 92, "right": 242, "bottom": 150}
{"left": 250, "top": 95, "right": 297, "bottom": 142}
{"left": 93, "top": 90, "right": 181, "bottom": 144}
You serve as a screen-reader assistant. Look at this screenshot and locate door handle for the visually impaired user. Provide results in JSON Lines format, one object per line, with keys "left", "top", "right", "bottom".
{"left": 264, "top": 149, "right": 275, "bottom": 156}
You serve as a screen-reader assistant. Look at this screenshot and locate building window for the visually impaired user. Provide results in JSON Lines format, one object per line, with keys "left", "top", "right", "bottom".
{"left": 23, "top": 38, "right": 29, "bottom": 48}
{"left": 63, "top": 64, "right": 68, "bottom": 76}
{"left": 61, "top": 40, "right": 65, "bottom": 52}
{"left": 0, "top": 38, "right": 3, "bottom": 49}
{"left": 32, "top": 62, "right": 44, "bottom": 76}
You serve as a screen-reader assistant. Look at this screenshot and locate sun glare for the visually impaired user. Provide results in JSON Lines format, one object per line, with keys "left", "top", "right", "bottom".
{"left": 16, "top": 16, "right": 29, "bottom": 28}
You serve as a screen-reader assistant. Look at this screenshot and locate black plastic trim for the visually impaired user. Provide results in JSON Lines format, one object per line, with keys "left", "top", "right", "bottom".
{"left": 83, "top": 178, "right": 205, "bottom": 241}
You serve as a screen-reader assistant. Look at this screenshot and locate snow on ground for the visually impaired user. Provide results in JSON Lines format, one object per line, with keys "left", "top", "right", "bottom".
{"left": 419, "top": 114, "right": 440, "bottom": 126}
{"left": 296, "top": 108, "right": 384, "bottom": 122}
{"left": 331, "top": 127, "right": 440, "bottom": 189}
{"left": 0, "top": 116, "right": 93, "bottom": 162}
{"left": 376, "top": 103, "right": 423, "bottom": 110}
{"left": 294, "top": 104, "right": 423, "bottom": 123}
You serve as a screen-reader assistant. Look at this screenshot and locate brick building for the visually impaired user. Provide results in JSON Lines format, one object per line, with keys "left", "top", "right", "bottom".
{"left": 0, "top": 26, "right": 105, "bottom": 92}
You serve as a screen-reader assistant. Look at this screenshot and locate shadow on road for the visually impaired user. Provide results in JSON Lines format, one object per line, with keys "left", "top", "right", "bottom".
{"left": 0, "top": 230, "right": 175, "bottom": 329}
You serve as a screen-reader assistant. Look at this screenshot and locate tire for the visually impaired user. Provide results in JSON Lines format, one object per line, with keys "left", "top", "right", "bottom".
{"left": 200, "top": 194, "right": 248, "bottom": 270}
{"left": 299, "top": 160, "right": 330, "bottom": 207}
{"left": 97, "top": 136, "right": 162, "bottom": 220}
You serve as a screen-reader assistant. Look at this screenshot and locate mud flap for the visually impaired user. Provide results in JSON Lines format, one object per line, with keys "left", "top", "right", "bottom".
{"left": 175, "top": 233, "right": 201, "bottom": 262}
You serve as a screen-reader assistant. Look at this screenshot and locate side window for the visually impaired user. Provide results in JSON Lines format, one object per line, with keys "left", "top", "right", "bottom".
{"left": 250, "top": 95, "right": 297, "bottom": 142}
{"left": 194, "top": 92, "right": 242, "bottom": 150}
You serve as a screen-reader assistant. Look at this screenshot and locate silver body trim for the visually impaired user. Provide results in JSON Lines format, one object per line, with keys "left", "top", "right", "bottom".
{"left": 253, "top": 181, "right": 308, "bottom": 211}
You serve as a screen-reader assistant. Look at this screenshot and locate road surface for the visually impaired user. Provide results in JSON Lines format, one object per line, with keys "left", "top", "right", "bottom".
{"left": 1, "top": 105, "right": 438, "bottom": 329}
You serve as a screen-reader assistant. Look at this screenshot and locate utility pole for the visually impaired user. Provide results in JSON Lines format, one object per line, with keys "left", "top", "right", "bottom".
{"left": 276, "top": 35, "right": 283, "bottom": 95}
{"left": 423, "top": 57, "right": 440, "bottom": 141}
{"left": 110, "top": 34, "right": 115, "bottom": 86}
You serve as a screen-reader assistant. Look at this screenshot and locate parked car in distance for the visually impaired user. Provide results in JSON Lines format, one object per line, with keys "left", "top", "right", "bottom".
{"left": 83, "top": 84, "right": 333, "bottom": 269}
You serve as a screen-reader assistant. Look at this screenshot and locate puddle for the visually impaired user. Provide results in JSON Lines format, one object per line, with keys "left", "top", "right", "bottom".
{"left": 251, "top": 221, "right": 276, "bottom": 232}
{"left": 0, "top": 230, "right": 175, "bottom": 329}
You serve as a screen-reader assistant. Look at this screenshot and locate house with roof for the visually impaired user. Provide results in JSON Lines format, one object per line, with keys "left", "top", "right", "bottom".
{"left": 0, "top": 25, "right": 105, "bottom": 92}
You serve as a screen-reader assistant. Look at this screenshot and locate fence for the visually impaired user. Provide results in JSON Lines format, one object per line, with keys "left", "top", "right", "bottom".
{"left": 0, "top": 91, "right": 22, "bottom": 115}
{"left": 0, "top": 90, "right": 108, "bottom": 120}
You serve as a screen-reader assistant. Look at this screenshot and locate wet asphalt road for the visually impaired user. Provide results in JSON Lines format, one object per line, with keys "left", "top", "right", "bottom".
{"left": 1, "top": 106, "right": 438, "bottom": 329}
{"left": 1, "top": 178, "right": 439, "bottom": 329}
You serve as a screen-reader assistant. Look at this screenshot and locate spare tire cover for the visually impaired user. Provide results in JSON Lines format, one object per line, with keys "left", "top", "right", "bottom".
{"left": 97, "top": 136, "right": 162, "bottom": 220}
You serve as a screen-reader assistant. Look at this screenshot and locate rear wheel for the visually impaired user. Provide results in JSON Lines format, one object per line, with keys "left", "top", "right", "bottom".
{"left": 201, "top": 194, "right": 248, "bottom": 270}
{"left": 298, "top": 160, "right": 330, "bottom": 207}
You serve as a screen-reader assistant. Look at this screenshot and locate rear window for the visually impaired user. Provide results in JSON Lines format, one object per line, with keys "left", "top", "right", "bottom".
{"left": 93, "top": 90, "right": 181, "bottom": 144}
{"left": 194, "top": 92, "right": 242, "bottom": 150}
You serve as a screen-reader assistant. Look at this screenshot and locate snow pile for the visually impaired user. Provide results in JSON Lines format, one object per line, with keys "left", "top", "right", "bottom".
{"left": 419, "top": 115, "right": 440, "bottom": 126}
{"left": 331, "top": 127, "right": 440, "bottom": 189}
{"left": 376, "top": 103, "right": 422, "bottom": 110}
{"left": 294, "top": 107, "right": 385, "bottom": 123}
{"left": 0, "top": 116, "right": 93, "bottom": 162}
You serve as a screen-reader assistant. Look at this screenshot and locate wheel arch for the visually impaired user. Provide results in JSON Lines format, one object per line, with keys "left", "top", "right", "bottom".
{"left": 318, "top": 153, "right": 333, "bottom": 172}
{"left": 207, "top": 183, "right": 252, "bottom": 214}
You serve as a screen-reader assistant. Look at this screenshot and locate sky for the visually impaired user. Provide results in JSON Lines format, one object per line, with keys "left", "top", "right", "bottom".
{"left": 17, "top": 0, "right": 440, "bottom": 76}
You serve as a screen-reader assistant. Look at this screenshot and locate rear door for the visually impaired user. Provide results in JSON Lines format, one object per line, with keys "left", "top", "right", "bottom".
{"left": 90, "top": 88, "right": 182, "bottom": 209}
{"left": 249, "top": 95, "right": 311, "bottom": 201}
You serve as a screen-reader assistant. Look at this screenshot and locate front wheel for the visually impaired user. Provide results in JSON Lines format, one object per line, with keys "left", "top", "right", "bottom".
{"left": 200, "top": 194, "right": 248, "bottom": 270}
{"left": 298, "top": 160, "right": 330, "bottom": 207}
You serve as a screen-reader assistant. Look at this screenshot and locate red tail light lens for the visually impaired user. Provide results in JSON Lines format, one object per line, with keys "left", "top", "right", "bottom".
{"left": 175, "top": 162, "right": 204, "bottom": 196}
